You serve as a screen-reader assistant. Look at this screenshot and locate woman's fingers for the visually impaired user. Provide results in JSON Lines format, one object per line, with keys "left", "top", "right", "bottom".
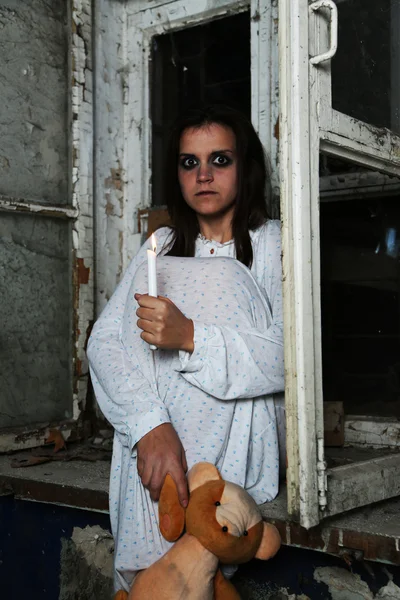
{"left": 136, "top": 307, "right": 154, "bottom": 321}
{"left": 139, "top": 460, "right": 153, "bottom": 489}
{"left": 136, "top": 424, "right": 189, "bottom": 507}
{"left": 139, "top": 455, "right": 188, "bottom": 506}
{"left": 148, "top": 464, "right": 164, "bottom": 502}
{"left": 181, "top": 448, "right": 188, "bottom": 474}
{"left": 137, "top": 318, "right": 155, "bottom": 333}
{"left": 136, "top": 294, "right": 160, "bottom": 309}
{"left": 169, "top": 464, "right": 189, "bottom": 508}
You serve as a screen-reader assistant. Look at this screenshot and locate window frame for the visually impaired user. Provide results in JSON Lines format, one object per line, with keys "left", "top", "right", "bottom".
{"left": 279, "top": 0, "right": 400, "bottom": 528}
{"left": 0, "top": 0, "right": 94, "bottom": 452}
{"left": 94, "top": 0, "right": 279, "bottom": 312}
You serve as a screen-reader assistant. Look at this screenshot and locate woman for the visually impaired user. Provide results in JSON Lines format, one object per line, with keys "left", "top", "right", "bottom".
{"left": 87, "top": 105, "right": 285, "bottom": 593}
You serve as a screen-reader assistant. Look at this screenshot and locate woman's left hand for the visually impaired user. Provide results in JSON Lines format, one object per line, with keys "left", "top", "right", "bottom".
{"left": 135, "top": 293, "right": 194, "bottom": 352}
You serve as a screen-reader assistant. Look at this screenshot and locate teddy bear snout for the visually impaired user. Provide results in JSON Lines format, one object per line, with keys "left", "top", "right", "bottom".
{"left": 215, "top": 481, "right": 262, "bottom": 537}
{"left": 215, "top": 505, "right": 250, "bottom": 538}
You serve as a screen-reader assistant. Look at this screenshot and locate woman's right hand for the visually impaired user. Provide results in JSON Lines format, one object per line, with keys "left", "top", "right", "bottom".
{"left": 136, "top": 423, "right": 189, "bottom": 507}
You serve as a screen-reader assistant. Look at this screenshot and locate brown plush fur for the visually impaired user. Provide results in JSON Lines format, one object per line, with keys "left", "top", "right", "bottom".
{"left": 115, "top": 463, "right": 281, "bottom": 600}
{"left": 159, "top": 473, "right": 186, "bottom": 542}
{"left": 186, "top": 480, "right": 264, "bottom": 564}
{"left": 214, "top": 569, "right": 241, "bottom": 599}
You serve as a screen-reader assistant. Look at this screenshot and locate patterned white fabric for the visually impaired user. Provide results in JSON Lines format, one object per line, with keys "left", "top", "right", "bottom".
{"left": 87, "top": 220, "right": 285, "bottom": 591}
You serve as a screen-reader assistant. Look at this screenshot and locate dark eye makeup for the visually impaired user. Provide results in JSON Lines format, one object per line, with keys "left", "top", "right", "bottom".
{"left": 179, "top": 153, "right": 234, "bottom": 170}
{"left": 211, "top": 153, "right": 232, "bottom": 167}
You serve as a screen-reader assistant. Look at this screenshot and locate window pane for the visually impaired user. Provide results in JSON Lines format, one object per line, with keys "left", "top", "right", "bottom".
{"left": 151, "top": 11, "right": 250, "bottom": 206}
{"left": 0, "top": 0, "right": 69, "bottom": 204}
{"left": 331, "top": 0, "right": 400, "bottom": 135}
{"left": 0, "top": 213, "right": 72, "bottom": 428}
{"left": 320, "top": 156, "right": 400, "bottom": 417}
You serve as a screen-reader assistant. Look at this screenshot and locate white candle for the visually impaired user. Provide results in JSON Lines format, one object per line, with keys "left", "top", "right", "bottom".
{"left": 147, "top": 233, "right": 157, "bottom": 350}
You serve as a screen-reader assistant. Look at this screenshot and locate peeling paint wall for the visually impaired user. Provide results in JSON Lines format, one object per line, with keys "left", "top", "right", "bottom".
{"left": 71, "top": 0, "right": 94, "bottom": 420}
{"left": 94, "top": 0, "right": 134, "bottom": 312}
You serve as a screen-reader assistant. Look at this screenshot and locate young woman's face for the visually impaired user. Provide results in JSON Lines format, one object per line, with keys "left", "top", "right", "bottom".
{"left": 177, "top": 123, "right": 238, "bottom": 221}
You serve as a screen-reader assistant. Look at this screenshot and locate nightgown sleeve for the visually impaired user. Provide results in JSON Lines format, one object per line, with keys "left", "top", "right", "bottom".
{"left": 176, "top": 220, "right": 284, "bottom": 400}
{"left": 87, "top": 227, "right": 173, "bottom": 451}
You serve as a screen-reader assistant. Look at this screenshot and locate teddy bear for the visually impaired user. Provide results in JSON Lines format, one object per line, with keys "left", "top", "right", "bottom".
{"left": 115, "top": 462, "right": 281, "bottom": 600}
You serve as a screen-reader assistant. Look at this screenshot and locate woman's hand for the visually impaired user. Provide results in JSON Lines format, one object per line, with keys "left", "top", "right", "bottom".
{"left": 135, "top": 293, "right": 194, "bottom": 352}
{"left": 136, "top": 423, "right": 189, "bottom": 507}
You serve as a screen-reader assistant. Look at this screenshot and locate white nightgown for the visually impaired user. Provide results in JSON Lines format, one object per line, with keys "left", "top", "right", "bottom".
{"left": 87, "top": 220, "right": 285, "bottom": 592}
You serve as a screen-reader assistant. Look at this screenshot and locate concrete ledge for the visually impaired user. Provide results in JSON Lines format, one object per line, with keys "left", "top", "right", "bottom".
{"left": 0, "top": 451, "right": 109, "bottom": 511}
{"left": 1, "top": 451, "right": 400, "bottom": 565}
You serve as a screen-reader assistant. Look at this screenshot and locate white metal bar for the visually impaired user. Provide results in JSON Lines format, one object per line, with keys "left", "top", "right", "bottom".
{"left": 279, "top": 0, "right": 320, "bottom": 528}
{"left": 0, "top": 196, "right": 78, "bottom": 219}
{"left": 391, "top": 1, "right": 400, "bottom": 133}
{"left": 309, "top": 0, "right": 338, "bottom": 65}
{"left": 251, "top": 0, "right": 280, "bottom": 214}
{"left": 320, "top": 125, "right": 400, "bottom": 176}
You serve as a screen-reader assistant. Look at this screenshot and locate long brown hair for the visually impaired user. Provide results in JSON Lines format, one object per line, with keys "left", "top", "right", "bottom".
{"left": 164, "top": 105, "right": 271, "bottom": 267}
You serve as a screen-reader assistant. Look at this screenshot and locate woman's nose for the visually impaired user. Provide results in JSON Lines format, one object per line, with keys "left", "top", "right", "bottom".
{"left": 196, "top": 164, "right": 213, "bottom": 182}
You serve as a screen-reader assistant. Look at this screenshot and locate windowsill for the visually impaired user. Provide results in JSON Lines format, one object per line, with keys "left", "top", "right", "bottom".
{"left": 1, "top": 449, "right": 399, "bottom": 565}
{"left": 0, "top": 449, "right": 109, "bottom": 512}
{"left": 261, "top": 486, "right": 400, "bottom": 565}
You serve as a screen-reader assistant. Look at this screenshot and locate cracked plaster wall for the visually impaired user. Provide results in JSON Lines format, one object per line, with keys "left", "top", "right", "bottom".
{"left": 0, "top": 0, "right": 73, "bottom": 429}
{"left": 59, "top": 526, "right": 114, "bottom": 600}
{"left": 58, "top": 526, "right": 400, "bottom": 600}
{"left": 0, "top": 0, "right": 69, "bottom": 204}
{"left": 0, "top": 214, "right": 72, "bottom": 428}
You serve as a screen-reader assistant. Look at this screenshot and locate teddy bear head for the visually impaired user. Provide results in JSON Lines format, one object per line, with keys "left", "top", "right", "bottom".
{"left": 159, "top": 462, "right": 281, "bottom": 565}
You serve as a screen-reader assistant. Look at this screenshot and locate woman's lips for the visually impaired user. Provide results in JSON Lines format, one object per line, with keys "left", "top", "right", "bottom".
{"left": 195, "top": 191, "right": 217, "bottom": 196}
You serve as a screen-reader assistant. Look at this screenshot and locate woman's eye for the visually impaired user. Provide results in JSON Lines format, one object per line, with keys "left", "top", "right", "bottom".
{"left": 212, "top": 155, "right": 230, "bottom": 166}
{"left": 181, "top": 157, "right": 198, "bottom": 169}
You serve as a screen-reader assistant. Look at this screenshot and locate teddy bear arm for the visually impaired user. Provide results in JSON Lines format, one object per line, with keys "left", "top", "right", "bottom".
{"left": 214, "top": 569, "right": 241, "bottom": 600}
{"left": 159, "top": 473, "right": 186, "bottom": 542}
{"left": 114, "top": 591, "right": 128, "bottom": 600}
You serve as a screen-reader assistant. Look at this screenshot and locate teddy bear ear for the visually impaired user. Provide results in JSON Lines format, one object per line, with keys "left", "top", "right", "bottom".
{"left": 187, "top": 462, "right": 222, "bottom": 493}
{"left": 254, "top": 522, "right": 281, "bottom": 561}
{"left": 159, "top": 474, "right": 186, "bottom": 542}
